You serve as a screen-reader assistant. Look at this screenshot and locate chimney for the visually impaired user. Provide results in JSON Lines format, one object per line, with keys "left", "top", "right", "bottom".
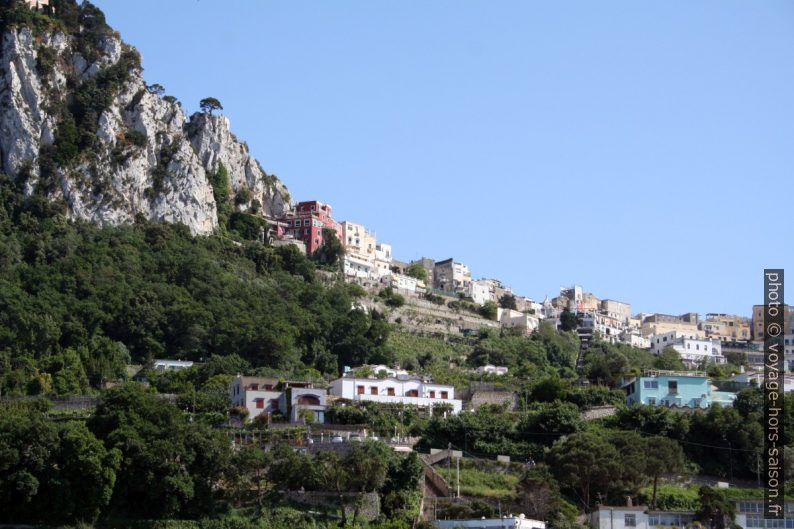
{"left": 626, "top": 496, "right": 633, "bottom": 507}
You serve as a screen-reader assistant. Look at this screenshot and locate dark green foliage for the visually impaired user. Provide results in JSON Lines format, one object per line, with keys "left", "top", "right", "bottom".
{"left": 313, "top": 227, "right": 345, "bottom": 266}
{"left": 695, "top": 486, "right": 736, "bottom": 529}
{"left": 0, "top": 402, "right": 120, "bottom": 525}
{"left": 200, "top": 97, "right": 223, "bottom": 115}
{"left": 209, "top": 163, "right": 232, "bottom": 227}
{"left": 0, "top": 179, "right": 392, "bottom": 394}
{"left": 404, "top": 263, "right": 427, "bottom": 282}
{"left": 478, "top": 300, "right": 498, "bottom": 319}
{"left": 88, "top": 384, "right": 231, "bottom": 519}
{"left": 227, "top": 212, "right": 267, "bottom": 242}
{"left": 378, "top": 286, "right": 405, "bottom": 308}
{"left": 653, "top": 346, "right": 686, "bottom": 370}
{"left": 559, "top": 309, "right": 579, "bottom": 332}
{"left": 498, "top": 293, "right": 517, "bottom": 310}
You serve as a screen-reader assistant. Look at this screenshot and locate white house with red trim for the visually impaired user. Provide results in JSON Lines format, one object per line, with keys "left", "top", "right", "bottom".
{"left": 329, "top": 375, "right": 462, "bottom": 414}
{"left": 230, "top": 376, "right": 327, "bottom": 423}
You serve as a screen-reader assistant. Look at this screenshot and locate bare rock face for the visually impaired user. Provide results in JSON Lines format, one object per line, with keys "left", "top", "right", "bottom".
{"left": 0, "top": 16, "right": 290, "bottom": 235}
{"left": 187, "top": 113, "right": 290, "bottom": 219}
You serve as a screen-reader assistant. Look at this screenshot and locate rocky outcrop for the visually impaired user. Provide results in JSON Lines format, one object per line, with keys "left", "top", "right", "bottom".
{"left": 187, "top": 113, "right": 289, "bottom": 218}
{"left": 0, "top": 13, "right": 290, "bottom": 235}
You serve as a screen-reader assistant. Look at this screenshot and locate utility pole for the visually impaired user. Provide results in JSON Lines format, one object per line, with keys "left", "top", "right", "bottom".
{"left": 456, "top": 455, "right": 460, "bottom": 498}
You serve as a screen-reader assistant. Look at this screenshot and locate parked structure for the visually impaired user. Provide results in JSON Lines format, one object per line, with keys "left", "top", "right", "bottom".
{"left": 622, "top": 369, "right": 735, "bottom": 408}
{"left": 230, "top": 376, "right": 327, "bottom": 423}
{"left": 329, "top": 373, "right": 462, "bottom": 414}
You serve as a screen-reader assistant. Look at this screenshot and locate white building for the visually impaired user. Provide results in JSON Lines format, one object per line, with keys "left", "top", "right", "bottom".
{"left": 391, "top": 273, "right": 425, "bottom": 293}
{"left": 474, "top": 365, "right": 509, "bottom": 376}
{"left": 230, "top": 376, "right": 327, "bottom": 423}
{"left": 592, "top": 502, "right": 794, "bottom": 529}
{"left": 374, "top": 243, "right": 393, "bottom": 278}
{"left": 498, "top": 308, "right": 540, "bottom": 335}
{"left": 469, "top": 280, "right": 493, "bottom": 306}
{"left": 344, "top": 254, "right": 375, "bottom": 279}
{"left": 649, "top": 331, "right": 725, "bottom": 366}
{"left": 590, "top": 506, "right": 694, "bottom": 529}
{"left": 619, "top": 329, "right": 651, "bottom": 349}
{"left": 435, "top": 515, "right": 544, "bottom": 529}
{"left": 153, "top": 359, "right": 194, "bottom": 371}
{"left": 329, "top": 375, "right": 462, "bottom": 414}
{"left": 434, "top": 258, "right": 472, "bottom": 294}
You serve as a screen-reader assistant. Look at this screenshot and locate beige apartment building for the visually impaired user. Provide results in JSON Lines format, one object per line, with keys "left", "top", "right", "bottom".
{"left": 640, "top": 313, "right": 702, "bottom": 338}
{"left": 600, "top": 299, "right": 632, "bottom": 324}
{"left": 700, "top": 314, "right": 751, "bottom": 342}
{"left": 341, "top": 221, "right": 376, "bottom": 260}
{"left": 752, "top": 304, "right": 793, "bottom": 340}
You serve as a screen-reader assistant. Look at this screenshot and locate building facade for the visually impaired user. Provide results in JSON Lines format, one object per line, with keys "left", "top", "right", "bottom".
{"left": 752, "top": 304, "right": 793, "bottom": 340}
{"left": 640, "top": 313, "right": 702, "bottom": 338}
{"left": 230, "top": 376, "right": 327, "bottom": 423}
{"left": 433, "top": 258, "right": 471, "bottom": 294}
{"left": 498, "top": 308, "right": 540, "bottom": 335}
{"left": 622, "top": 369, "right": 735, "bottom": 408}
{"left": 329, "top": 375, "right": 462, "bottom": 414}
{"left": 279, "top": 200, "right": 342, "bottom": 255}
{"left": 700, "top": 314, "right": 751, "bottom": 342}
{"left": 649, "top": 331, "right": 725, "bottom": 366}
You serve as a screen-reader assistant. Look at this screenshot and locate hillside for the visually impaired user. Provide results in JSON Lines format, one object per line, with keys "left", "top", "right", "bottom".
{"left": 0, "top": 1, "right": 289, "bottom": 234}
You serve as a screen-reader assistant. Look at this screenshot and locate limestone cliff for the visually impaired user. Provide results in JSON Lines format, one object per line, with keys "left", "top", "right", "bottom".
{"left": 0, "top": 3, "right": 290, "bottom": 234}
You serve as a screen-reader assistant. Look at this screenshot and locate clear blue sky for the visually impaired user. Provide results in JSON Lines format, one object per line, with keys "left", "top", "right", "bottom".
{"left": 96, "top": 0, "right": 793, "bottom": 317}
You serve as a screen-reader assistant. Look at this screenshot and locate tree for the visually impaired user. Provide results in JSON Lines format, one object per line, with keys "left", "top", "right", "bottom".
{"left": 547, "top": 431, "right": 621, "bottom": 510}
{"left": 478, "top": 300, "right": 498, "bottom": 320}
{"left": 230, "top": 445, "right": 272, "bottom": 510}
{"left": 345, "top": 440, "right": 393, "bottom": 525}
{"left": 199, "top": 97, "right": 223, "bottom": 115}
{"left": 653, "top": 347, "right": 686, "bottom": 370}
{"left": 313, "top": 227, "right": 345, "bottom": 266}
{"left": 146, "top": 83, "right": 165, "bottom": 96}
{"left": 405, "top": 263, "right": 428, "bottom": 282}
{"left": 644, "top": 437, "right": 686, "bottom": 509}
{"left": 498, "top": 293, "right": 517, "bottom": 310}
{"left": 559, "top": 309, "right": 579, "bottom": 332}
{"left": 695, "top": 486, "right": 736, "bottom": 529}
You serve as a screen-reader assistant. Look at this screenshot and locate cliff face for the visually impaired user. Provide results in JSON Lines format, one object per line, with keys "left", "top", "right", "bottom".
{"left": 0, "top": 7, "right": 290, "bottom": 234}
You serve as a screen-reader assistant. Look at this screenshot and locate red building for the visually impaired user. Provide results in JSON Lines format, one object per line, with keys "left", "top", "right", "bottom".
{"left": 279, "top": 200, "right": 342, "bottom": 255}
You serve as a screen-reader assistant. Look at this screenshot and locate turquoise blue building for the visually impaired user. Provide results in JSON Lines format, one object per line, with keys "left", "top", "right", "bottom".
{"left": 623, "top": 369, "right": 736, "bottom": 408}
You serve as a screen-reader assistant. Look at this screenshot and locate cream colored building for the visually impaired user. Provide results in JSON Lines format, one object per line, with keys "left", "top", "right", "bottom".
{"left": 752, "top": 304, "right": 793, "bottom": 340}
{"left": 600, "top": 299, "right": 631, "bottom": 324}
{"left": 434, "top": 258, "right": 471, "bottom": 294}
{"left": 640, "top": 313, "right": 702, "bottom": 338}
{"left": 341, "top": 221, "right": 376, "bottom": 261}
{"left": 700, "top": 314, "right": 751, "bottom": 342}
{"left": 373, "top": 242, "right": 393, "bottom": 278}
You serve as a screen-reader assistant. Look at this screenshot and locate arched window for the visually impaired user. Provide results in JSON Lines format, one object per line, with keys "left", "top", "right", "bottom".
{"left": 297, "top": 395, "right": 321, "bottom": 406}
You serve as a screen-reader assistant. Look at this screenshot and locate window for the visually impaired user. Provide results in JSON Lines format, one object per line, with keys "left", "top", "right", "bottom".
{"left": 406, "top": 389, "right": 419, "bottom": 397}
{"left": 785, "top": 519, "right": 794, "bottom": 529}
{"left": 387, "top": 387, "right": 395, "bottom": 396}
{"left": 648, "top": 398, "right": 656, "bottom": 405}
{"left": 429, "top": 390, "right": 436, "bottom": 398}
{"left": 357, "top": 385, "right": 364, "bottom": 395}
{"left": 644, "top": 380, "right": 658, "bottom": 389}
{"left": 303, "top": 219, "right": 310, "bottom": 226}
{"left": 624, "top": 514, "right": 636, "bottom": 527}
{"left": 255, "top": 398, "right": 264, "bottom": 409}
{"left": 668, "top": 380, "right": 678, "bottom": 393}
{"left": 371, "top": 386, "right": 378, "bottom": 395}
{"left": 441, "top": 391, "right": 449, "bottom": 399}
{"left": 648, "top": 516, "right": 659, "bottom": 526}
{"left": 740, "top": 502, "right": 763, "bottom": 513}
{"left": 303, "top": 228, "right": 308, "bottom": 235}
{"left": 768, "top": 520, "right": 785, "bottom": 528}
{"left": 250, "top": 384, "right": 258, "bottom": 390}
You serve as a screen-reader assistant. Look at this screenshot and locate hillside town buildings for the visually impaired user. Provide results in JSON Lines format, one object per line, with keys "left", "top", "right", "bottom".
{"left": 622, "top": 369, "right": 735, "bottom": 408}
{"left": 278, "top": 200, "right": 342, "bottom": 255}
{"left": 649, "top": 330, "right": 725, "bottom": 366}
